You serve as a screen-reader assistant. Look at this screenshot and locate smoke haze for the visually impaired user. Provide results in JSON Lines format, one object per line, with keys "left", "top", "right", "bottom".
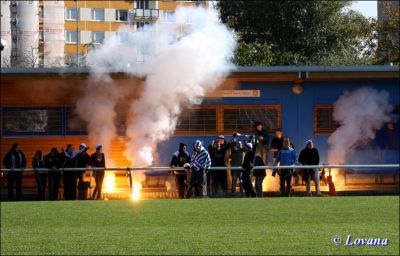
{"left": 327, "top": 87, "right": 394, "bottom": 164}
{"left": 76, "top": 6, "right": 236, "bottom": 168}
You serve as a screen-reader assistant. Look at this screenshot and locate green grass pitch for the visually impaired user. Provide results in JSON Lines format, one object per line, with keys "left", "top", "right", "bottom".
{"left": 1, "top": 196, "right": 399, "bottom": 255}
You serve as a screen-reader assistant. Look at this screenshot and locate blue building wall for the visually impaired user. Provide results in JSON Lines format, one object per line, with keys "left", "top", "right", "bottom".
{"left": 157, "top": 79, "right": 400, "bottom": 167}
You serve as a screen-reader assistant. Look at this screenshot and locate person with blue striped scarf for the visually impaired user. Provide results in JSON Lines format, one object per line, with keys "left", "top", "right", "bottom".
{"left": 186, "top": 140, "right": 211, "bottom": 198}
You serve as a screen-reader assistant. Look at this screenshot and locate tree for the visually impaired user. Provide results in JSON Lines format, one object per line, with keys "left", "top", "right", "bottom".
{"left": 218, "top": 1, "right": 376, "bottom": 66}
{"left": 375, "top": 2, "right": 399, "bottom": 65}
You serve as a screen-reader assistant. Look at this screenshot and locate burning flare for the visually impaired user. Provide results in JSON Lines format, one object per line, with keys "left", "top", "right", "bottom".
{"left": 131, "top": 182, "right": 142, "bottom": 201}
{"left": 103, "top": 172, "right": 116, "bottom": 193}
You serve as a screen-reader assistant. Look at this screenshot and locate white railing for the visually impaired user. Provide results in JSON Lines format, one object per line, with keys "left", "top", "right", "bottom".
{"left": 0, "top": 164, "right": 399, "bottom": 172}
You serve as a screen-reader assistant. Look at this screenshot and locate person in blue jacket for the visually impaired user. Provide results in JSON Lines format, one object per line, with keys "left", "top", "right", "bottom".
{"left": 275, "top": 137, "right": 297, "bottom": 197}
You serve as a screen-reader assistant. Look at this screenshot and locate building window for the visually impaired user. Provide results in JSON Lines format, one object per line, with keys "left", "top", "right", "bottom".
{"left": 116, "top": 9, "right": 128, "bottom": 21}
{"left": 66, "top": 108, "right": 87, "bottom": 135}
{"left": 91, "top": 31, "right": 104, "bottom": 44}
{"left": 223, "top": 106, "right": 280, "bottom": 133}
{"left": 66, "top": 31, "right": 78, "bottom": 44}
{"left": 163, "top": 11, "right": 175, "bottom": 22}
{"left": 91, "top": 8, "right": 105, "bottom": 21}
{"left": 176, "top": 108, "right": 217, "bottom": 133}
{"left": 65, "top": 8, "right": 78, "bottom": 20}
{"left": 314, "top": 105, "right": 340, "bottom": 134}
{"left": 117, "top": 32, "right": 129, "bottom": 43}
{"left": 2, "top": 108, "right": 63, "bottom": 136}
{"left": 136, "top": 0, "right": 149, "bottom": 9}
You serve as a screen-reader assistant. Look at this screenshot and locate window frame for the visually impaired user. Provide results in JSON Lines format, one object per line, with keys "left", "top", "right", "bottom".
{"left": 91, "top": 8, "right": 105, "bottom": 21}
{"left": 91, "top": 31, "right": 105, "bottom": 44}
{"left": 314, "top": 104, "right": 340, "bottom": 134}
{"left": 174, "top": 105, "right": 281, "bottom": 136}
{"left": 115, "top": 9, "right": 128, "bottom": 22}
{"left": 65, "top": 7, "right": 79, "bottom": 21}
{"left": 65, "top": 31, "right": 78, "bottom": 44}
{"left": 2, "top": 107, "right": 64, "bottom": 136}
{"left": 221, "top": 105, "right": 281, "bottom": 134}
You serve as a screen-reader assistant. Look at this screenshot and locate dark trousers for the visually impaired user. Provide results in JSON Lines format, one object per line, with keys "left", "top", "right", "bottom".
{"left": 77, "top": 171, "right": 85, "bottom": 187}
{"left": 211, "top": 170, "right": 228, "bottom": 197}
{"left": 35, "top": 172, "right": 48, "bottom": 200}
{"left": 186, "top": 170, "right": 207, "bottom": 198}
{"left": 63, "top": 171, "right": 78, "bottom": 200}
{"left": 279, "top": 170, "right": 293, "bottom": 197}
{"left": 254, "top": 174, "right": 265, "bottom": 197}
{"left": 174, "top": 172, "right": 187, "bottom": 199}
{"left": 231, "top": 170, "right": 243, "bottom": 194}
{"left": 48, "top": 171, "right": 61, "bottom": 200}
{"left": 7, "top": 171, "right": 22, "bottom": 201}
{"left": 240, "top": 170, "right": 256, "bottom": 197}
{"left": 92, "top": 171, "right": 105, "bottom": 200}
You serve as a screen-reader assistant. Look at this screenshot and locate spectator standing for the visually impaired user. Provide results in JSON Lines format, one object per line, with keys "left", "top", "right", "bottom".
{"left": 254, "top": 122, "right": 270, "bottom": 166}
{"left": 45, "top": 148, "right": 61, "bottom": 200}
{"left": 241, "top": 136, "right": 257, "bottom": 197}
{"left": 60, "top": 144, "right": 88, "bottom": 200}
{"left": 170, "top": 143, "right": 190, "bottom": 199}
{"left": 187, "top": 140, "right": 211, "bottom": 198}
{"left": 76, "top": 143, "right": 90, "bottom": 191}
{"left": 229, "top": 134, "right": 244, "bottom": 195}
{"left": 3, "top": 144, "right": 26, "bottom": 201}
{"left": 253, "top": 154, "right": 266, "bottom": 197}
{"left": 275, "top": 137, "right": 297, "bottom": 197}
{"left": 209, "top": 137, "right": 230, "bottom": 197}
{"left": 270, "top": 129, "right": 283, "bottom": 162}
{"left": 298, "top": 140, "right": 321, "bottom": 196}
{"left": 91, "top": 144, "right": 106, "bottom": 200}
{"left": 32, "top": 150, "right": 46, "bottom": 200}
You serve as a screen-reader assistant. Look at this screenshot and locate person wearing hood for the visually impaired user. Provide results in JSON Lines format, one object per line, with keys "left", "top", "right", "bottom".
{"left": 3, "top": 144, "right": 26, "bottom": 201}
{"left": 60, "top": 144, "right": 89, "bottom": 200}
{"left": 90, "top": 144, "right": 106, "bottom": 200}
{"left": 209, "top": 135, "right": 230, "bottom": 197}
{"left": 241, "top": 135, "right": 257, "bottom": 197}
{"left": 229, "top": 133, "right": 244, "bottom": 195}
{"left": 76, "top": 143, "right": 90, "bottom": 196}
{"left": 170, "top": 143, "right": 191, "bottom": 199}
{"left": 275, "top": 137, "right": 297, "bottom": 197}
{"left": 32, "top": 150, "right": 46, "bottom": 200}
{"left": 298, "top": 140, "right": 321, "bottom": 196}
{"left": 253, "top": 121, "right": 270, "bottom": 168}
{"left": 45, "top": 147, "right": 62, "bottom": 200}
{"left": 187, "top": 140, "right": 211, "bottom": 198}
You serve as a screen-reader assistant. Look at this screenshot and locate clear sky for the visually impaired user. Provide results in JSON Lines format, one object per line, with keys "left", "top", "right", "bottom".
{"left": 349, "top": 1, "right": 377, "bottom": 18}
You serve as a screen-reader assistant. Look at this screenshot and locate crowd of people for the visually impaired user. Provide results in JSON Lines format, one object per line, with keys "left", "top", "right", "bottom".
{"left": 170, "top": 122, "right": 322, "bottom": 198}
{"left": 2, "top": 121, "right": 322, "bottom": 201}
{"left": 3, "top": 143, "right": 105, "bottom": 201}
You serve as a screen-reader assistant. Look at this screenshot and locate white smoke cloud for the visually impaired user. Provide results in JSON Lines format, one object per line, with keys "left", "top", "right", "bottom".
{"left": 327, "top": 87, "right": 394, "bottom": 164}
{"left": 80, "top": 6, "right": 236, "bottom": 166}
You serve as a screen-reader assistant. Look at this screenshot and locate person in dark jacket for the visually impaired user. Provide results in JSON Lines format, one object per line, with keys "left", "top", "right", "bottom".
{"left": 229, "top": 134, "right": 244, "bottom": 195}
{"left": 209, "top": 137, "right": 230, "bottom": 197}
{"left": 60, "top": 144, "right": 88, "bottom": 200}
{"left": 298, "top": 140, "right": 321, "bottom": 196}
{"left": 90, "top": 144, "right": 106, "bottom": 200}
{"left": 253, "top": 154, "right": 266, "bottom": 197}
{"left": 275, "top": 137, "right": 297, "bottom": 197}
{"left": 170, "top": 143, "right": 190, "bottom": 199}
{"left": 45, "top": 148, "right": 61, "bottom": 200}
{"left": 3, "top": 144, "right": 26, "bottom": 201}
{"left": 254, "top": 122, "right": 270, "bottom": 166}
{"left": 241, "top": 136, "right": 257, "bottom": 197}
{"left": 32, "top": 150, "right": 46, "bottom": 200}
{"left": 270, "top": 129, "right": 283, "bottom": 161}
{"left": 76, "top": 143, "right": 90, "bottom": 190}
